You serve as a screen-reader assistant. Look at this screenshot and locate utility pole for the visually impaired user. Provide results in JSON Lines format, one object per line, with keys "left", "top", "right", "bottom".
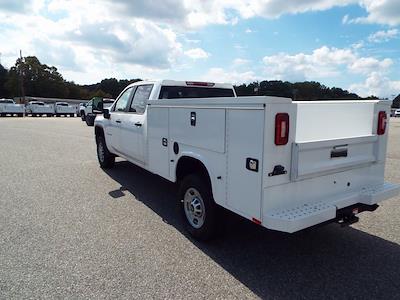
{"left": 19, "top": 50, "right": 25, "bottom": 103}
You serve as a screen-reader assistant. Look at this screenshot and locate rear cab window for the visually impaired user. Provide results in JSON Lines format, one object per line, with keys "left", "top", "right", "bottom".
{"left": 158, "top": 86, "right": 235, "bottom": 99}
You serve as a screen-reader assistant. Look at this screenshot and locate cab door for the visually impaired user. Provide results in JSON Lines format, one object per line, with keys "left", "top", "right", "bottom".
{"left": 106, "top": 87, "right": 134, "bottom": 155}
{"left": 119, "top": 84, "right": 153, "bottom": 164}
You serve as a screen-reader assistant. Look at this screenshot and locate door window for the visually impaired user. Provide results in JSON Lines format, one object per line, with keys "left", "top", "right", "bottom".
{"left": 113, "top": 87, "right": 133, "bottom": 112}
{"left": 130, "top": 84, "right": 153, "bottom": 114}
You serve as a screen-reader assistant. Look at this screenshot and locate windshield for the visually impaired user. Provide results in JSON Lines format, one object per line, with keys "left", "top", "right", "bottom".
{"left": 159, "top": 86, "right": 235, "bottom": 99}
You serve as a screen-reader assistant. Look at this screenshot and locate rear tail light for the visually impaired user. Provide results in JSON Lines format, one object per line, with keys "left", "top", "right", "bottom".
{"left": 275, "top": 113, "right": 289, "bottom": 145}
{"left": 377, "top": 111, "right": 387, "bottom": 135}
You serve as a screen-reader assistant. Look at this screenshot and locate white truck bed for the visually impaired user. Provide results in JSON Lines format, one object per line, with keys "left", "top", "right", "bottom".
{"left": 146, "top": 96, "right": 399, "bottom": 233}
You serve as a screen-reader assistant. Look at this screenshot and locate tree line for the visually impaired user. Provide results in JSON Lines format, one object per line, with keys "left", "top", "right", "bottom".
{"left": 0, "top": 56, "right": 398, "bottom": 105}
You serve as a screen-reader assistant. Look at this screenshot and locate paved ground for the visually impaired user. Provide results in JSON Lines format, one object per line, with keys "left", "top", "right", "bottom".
{"left": 0, "top": 117, "right": 399, "bottom": 299}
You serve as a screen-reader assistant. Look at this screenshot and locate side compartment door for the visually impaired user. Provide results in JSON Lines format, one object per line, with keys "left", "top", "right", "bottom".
{"left": 226, "top": 109, "right": 265, "bottom": 220}
{"left": 106, "top": 87, "right": 134, "bottom": 155}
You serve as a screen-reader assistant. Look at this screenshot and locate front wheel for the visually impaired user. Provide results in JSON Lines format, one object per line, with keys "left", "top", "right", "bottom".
{"left": 96, "top": 135, "right": 115, "bottom": 169}
{"left": 86, "top": 115, "right": 94, "bottom": 126}
{"left": 178, "top": 174, "right": 219, "bottom": 240}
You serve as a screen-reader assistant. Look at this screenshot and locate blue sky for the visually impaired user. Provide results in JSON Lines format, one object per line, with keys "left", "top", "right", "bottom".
{"left": 0, "top": 0, "right": 399, "bottom": 97}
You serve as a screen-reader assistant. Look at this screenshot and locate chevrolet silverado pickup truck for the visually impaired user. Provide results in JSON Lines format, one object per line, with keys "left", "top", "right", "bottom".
{"left": 54, "top": 102, "right": 75, "bottom": 117}
{"left": 25, "top": 101, "right": 54, "bottom": 117}
{"left": 0, "top": 99, "right": 24, "bottom": 117}
{"left": 83, "top": 98, "right": 114, "bottom": 126}
{"left": 92, "top": 80, "right": 400, "bottom": 240}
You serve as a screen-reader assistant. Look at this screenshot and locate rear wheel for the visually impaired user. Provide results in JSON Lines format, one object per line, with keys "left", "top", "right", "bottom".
{"left": 178, "top": 174, "right": 219, "bottom": 240}
{"left": 96, "top": 135, "right": 115, "bottom": 169}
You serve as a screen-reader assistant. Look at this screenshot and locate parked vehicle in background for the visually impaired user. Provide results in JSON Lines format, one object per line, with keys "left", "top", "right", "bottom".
{"left": 25, "top": 101, "right": 54, "bottom": 117}
{"left": 54, "top": 102, "right": 75, "bottom": 117}
{"left": 79, "top": 102, "right": 86, "bottom": 120}
{"left": 0, "top": 99, "right": 24, "bottom": 117}
{"left": 394, "top": 109, "right": 400, "bottom": 117}
{"left": 84, "top": 98, "right": 114, "bottom": 126}
{"left": 92, "top": 79, "right": 399, "bottom": 240}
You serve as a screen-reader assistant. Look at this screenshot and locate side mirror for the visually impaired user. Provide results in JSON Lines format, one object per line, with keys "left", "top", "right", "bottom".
{"left": 103, "top": 108, "right": 110, "bottom": 119}
{"left": 92, "top": 98, "right": 103, "bottom": 113}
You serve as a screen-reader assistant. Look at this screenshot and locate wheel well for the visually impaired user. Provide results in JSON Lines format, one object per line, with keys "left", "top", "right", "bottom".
{"left": 176, "top": 156, "right": 212, "bottom": 187}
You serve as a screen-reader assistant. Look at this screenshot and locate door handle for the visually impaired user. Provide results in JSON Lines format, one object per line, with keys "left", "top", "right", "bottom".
{"left": 134, "top": 122, "right": 142, "bottom": 127}
{"left": 116, "top": 120, "right": 122, "bottom": 123}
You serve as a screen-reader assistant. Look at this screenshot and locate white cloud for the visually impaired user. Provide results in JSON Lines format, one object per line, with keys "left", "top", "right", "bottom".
{"left": 233, "top": 58, "right": 250, "bottom": 66}
{"left": 262, "top": 46, "right": 393, "bottom": 82}
{"left": 349, "top": 72, "right": 400, "bottom": 98}
{"left": 202, "top": 67, "right": 259, "bottom": 84}
{"left": 351, "top": 0, "right": 400, "bottom": 26}
{"left": 245, "top": 28, "right": 253, "bottom": 33}
{"left": 368, "top": 29, "right": 399, "bottom": 43}
{"left": 184, "top": 48, "right": 210, "bottom": 60}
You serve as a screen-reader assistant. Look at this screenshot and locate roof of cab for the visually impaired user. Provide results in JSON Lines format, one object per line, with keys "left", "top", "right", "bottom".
{"left": 128, "top": 80, "right": 234, "bottom": 90}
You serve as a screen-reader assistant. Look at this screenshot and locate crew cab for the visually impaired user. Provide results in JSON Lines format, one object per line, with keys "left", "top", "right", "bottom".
{"left": 25, "top": 101, "right": 54, "bottom": 117}
{"left": 54, "top": 102, "right": 75, "bottom": 117}
{"left": 0, "top": 99, "right": 24, "bottom": 117}
{"left": 92, "top": 80, "right": 400, "bottom": 240}
{"left": 84, "top": 98, "right": 114, "bottom": 126}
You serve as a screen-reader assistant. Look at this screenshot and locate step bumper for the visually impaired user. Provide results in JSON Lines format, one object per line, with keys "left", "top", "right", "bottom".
{"left": 264, "top": 182, "right": 400, "bottom": 233}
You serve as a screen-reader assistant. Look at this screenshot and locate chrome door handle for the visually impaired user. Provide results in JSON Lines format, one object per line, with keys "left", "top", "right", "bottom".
{"left": 116, "top": 120, "right": 122, "bottom": 124}
{"left": 134, "top": 122, "right": 142, "bottom": 127}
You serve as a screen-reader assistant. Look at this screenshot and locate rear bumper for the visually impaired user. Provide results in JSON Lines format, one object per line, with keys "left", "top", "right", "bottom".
{"left": 264, "top": 182, "right": 400, "bottom": 233}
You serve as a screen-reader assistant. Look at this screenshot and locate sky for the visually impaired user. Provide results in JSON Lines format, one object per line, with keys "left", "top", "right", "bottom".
{"left": 0, "top": 0, "right": 399, "bottom": 98}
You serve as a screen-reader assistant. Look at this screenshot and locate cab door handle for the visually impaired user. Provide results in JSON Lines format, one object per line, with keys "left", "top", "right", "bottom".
{"left": 116, "top": 120, "right": 121, "bottom": 124}
{"left": 135, "top": 122, "right": 142, "bottom": 127}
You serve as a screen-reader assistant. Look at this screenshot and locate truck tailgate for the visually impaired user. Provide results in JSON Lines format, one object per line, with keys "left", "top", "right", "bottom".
{"left": 291, "top": 135, "right": 377, "bottom": 181}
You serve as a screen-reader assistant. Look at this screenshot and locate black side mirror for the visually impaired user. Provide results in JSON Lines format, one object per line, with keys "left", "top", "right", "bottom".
{"left": 103, "top": 108, "right": 110, "bottom": 119}
{"left": 92, "top": 98, "right": 103, "bottom": 113}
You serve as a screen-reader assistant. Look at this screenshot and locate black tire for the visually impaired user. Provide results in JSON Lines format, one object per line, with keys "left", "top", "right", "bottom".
{"left": 81, "top": 112, "right": 86, "bottom": 121}
{"left": 70, "top": 113, "right": 74, "bottom": 118}
{"left": 18, "top": 113, "right": 23, "bottom": 117}
{"left": 56, "top": 114, "right": 60, "bottom": 117}
{"left": 32, "top": 113, "right": 37, "bottom": 117}
{"left": 86, "top": 115, "right": 94, "bottom": 126}
{"left": 96, "top": 135, "right": 115, "bottom": 169}
{"left": 178, "top": 174, "right": 219, "bottom": 241}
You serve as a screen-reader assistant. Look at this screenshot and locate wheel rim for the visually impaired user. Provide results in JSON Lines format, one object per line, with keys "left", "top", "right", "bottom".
{"left": 97, "top": 140, "right": 105, "bottom": 163}
{"left": 183, "top": 188, "right": 205, "bottom": 229}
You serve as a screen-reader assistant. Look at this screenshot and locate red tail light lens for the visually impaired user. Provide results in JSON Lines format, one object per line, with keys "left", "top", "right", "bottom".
{"left": 275, "top": 113, "right": 289, "bottom": 145}
{"left": 377, "top": 111, "right": 387, "bottom": 135}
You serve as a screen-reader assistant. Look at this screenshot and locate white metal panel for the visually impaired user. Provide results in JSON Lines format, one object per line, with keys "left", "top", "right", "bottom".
{"left": 226, "top": 109, "right": 264, "bottom": 219}
{"left": 169, "top": 108, "right": 226, "bottom": 153}
{"left": 148, "top": 107, "right": 170, "bottom": 179}
{"left": 295, "top": 102, "right": 375, "bottom": 142}
{"left": 292, "top": 135, "right": 378, "bottom": 180}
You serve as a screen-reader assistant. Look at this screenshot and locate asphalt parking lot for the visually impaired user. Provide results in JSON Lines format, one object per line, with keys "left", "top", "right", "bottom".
{"left": 1, "top": 117, "right": 400, "bottom": 299}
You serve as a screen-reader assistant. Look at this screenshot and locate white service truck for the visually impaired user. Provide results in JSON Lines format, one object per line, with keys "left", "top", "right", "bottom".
{"left": 25, "top": 101, "right": 54, "bottom": 117}
{"left": 0, "top": 99, "right": 24, "bottom": 117}
{"left": 54, "top": 102, "right": 75, "bottom": 117}
{"left": 83, "top": 98, "right": 115, "bottom": 126}
{"left": 92, "top": 80, "right": 400, "bottom": 240}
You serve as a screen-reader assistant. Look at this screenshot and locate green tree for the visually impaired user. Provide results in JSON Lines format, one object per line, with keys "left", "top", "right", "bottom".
{"left": 0, "top": 64, "right": 10, "bottom": 98}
